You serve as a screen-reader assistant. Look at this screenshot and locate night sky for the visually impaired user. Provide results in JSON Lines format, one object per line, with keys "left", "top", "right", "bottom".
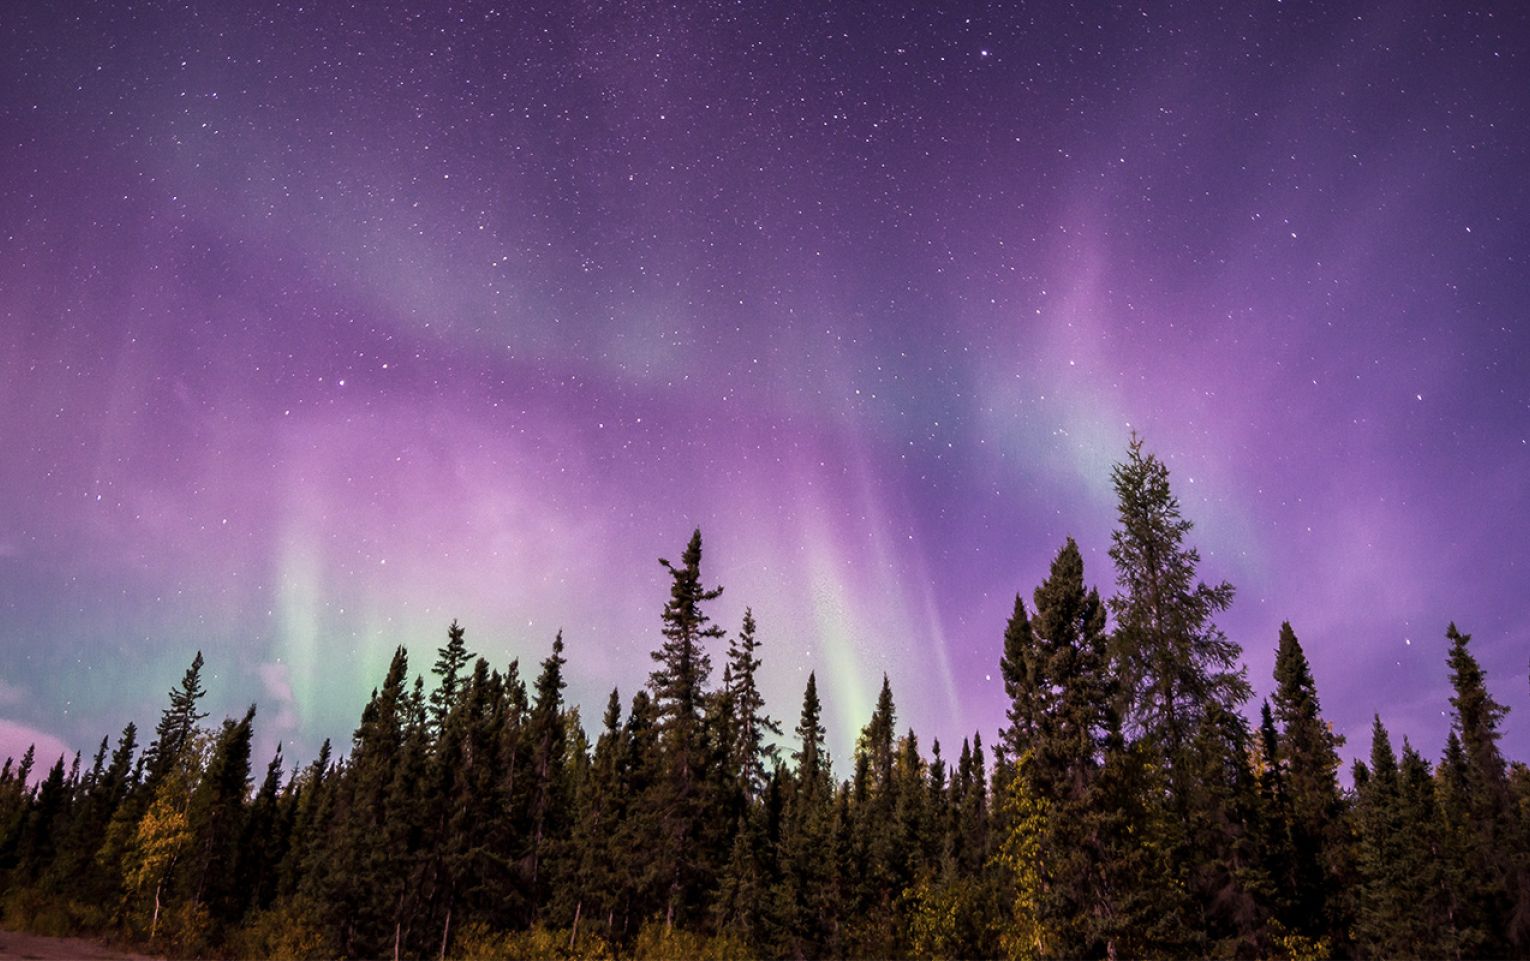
{"left": 3, "top": 1, "right": 1528, "bottom": 774}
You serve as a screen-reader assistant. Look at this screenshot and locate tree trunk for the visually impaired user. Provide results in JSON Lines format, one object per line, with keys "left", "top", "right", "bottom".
{"left": 439, "top": 905, "right": 452, "bottom": 961}
{"left": 150, "top": 879, "right": 163, "bottom": 942}
{"left": 569, "top": 900, "right": 582, "bottom": 950}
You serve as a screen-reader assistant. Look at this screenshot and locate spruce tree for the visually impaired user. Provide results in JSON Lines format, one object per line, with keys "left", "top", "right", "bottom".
{"left": 649, "top": 529, "right": 722, "bottom": 760}
{"left": 772, "top": 673, "right": 837, "bottom": 958}
{"left": 997, "top": 538, "right": 1121, "bottom": 957}
{"left": 281, "top": 737, "right": 332, "bottom": 904}
{"left": 144, "top": 651, "right": 209, "bottom": 787}
{"left": 847, "top": 676, "right": 901, "bottom": 955}
{"left": 1352, "top": 718, "right": 1470, "bottom": 959}
{"left": 565, "top": 688, "right": 627, "bottom": 942}
{"left": 235, "top": 743, "right": 287, "bottom": 915}
{"left": 527, "top": 632, "right": 569, "bottom": 897}
{"left": 1443, "top": 622, "right": 1526, "bottom": 952}
{"left": 381, "top": 678, "right": 434, "bottom": 957}
{"left": 961, "top": 732, "right": 988, "bottom": 874}
{"left": 325, "top": 645, "right": 411, "bottom": 956}
{"left": 15, "top": 754, "right": 69, "bottom": 885}
{"left": 1182, "top": 703, "right": 1271, "bottom": 956}
{"left": 429, "top": 619, "right": 474, "bottom": 730}
{"left": 1108, "top": 436, "right": 1248, "bottom": 768}
{"left": 1107, "top": 436, "right": 1250, "bottom": 948}
{"left": 1269, "top": 621, "right": 1347, "bottom": 945}
{"left": 44, "top": 722, "right": 139, "bottom": 903}
{"left": 183, "top": 706, "right": 256, "bottom": 921}
{"left": 792, "top": 672, "right": 829, "bottom": 797}
{"left": 614, "top": 689, "right": 666, "bottom": 937}
{"left": 1396, "top": 740, "right": 1457, "bottom": 958}
{"left": 646, "top": 528, "right": 724, "bottom": 929}
{"left": 726, "top": 608, "right": 781, "bottom": 801}
{"left": 1354, "top": 716, "right": 1409, "bottom": 958}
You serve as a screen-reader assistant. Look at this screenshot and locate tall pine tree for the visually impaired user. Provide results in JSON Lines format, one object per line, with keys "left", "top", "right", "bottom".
{"left": 647, "top": 529, "right": 725, "bottom": 930}
{"left": 726, "top": 608, "right": 780, "bottom": 802}
{"left": 1268, "top": 621, "right": 1348, "bottom": 946}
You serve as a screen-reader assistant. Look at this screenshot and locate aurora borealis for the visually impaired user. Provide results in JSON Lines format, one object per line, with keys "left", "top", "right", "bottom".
{"left": 2, "top": 1, "right": 1528, "bottom": 773}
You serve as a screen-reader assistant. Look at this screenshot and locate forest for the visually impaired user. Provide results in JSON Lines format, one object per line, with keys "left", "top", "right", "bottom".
{"left": 1, "top": 437, "right": 1527, "bottom": 960}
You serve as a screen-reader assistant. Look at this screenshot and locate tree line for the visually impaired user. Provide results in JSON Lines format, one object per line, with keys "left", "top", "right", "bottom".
{"left": 2, "top": 436, "right": 1528, "bottom": 959}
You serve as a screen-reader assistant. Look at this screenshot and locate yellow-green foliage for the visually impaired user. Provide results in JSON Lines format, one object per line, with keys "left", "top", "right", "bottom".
{"left": 120, "top": 729, "right": 210, "bottom": 935}
{"left": 450, "top": 921, "right": 520, "bottom": 961}
{"left": 992, "top": 754, "right": 1049, "bottom": 961}
{"left": 450, "top": 921, "right": 615, "bottom": 961}
{"left": 153, "top": 900, "right": 213, "bottom": 959}
{"left": 630, "top": 919, "right": 750, "bottom": 961}
{"left": 899, "top": 875, "right": 980, "bottom": 961}
{"left": 123, "top": 801, "right": 192, "bottom": 900}
{"left": 1, "top": 886, "right": 109, "bottom": 938}
{"left": 1268, "top": 919, "right": 1331, "bottom": 961}
{"left": 227, "top": 904, "right": 336, "bottom": 961}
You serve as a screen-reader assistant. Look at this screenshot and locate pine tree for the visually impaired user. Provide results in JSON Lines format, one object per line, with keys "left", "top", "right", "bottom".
{"left": 44, "top": 722, "right": 139, "bottom": 904}
{"left": 999, "top": 593, "right": 1040, "bottom": 760}
{"left": 713, "top": 805, "right": 770, "bottom": 952}
{"left": 144, "top": 651, "right": 209, "bottom": 787}
{"left": 380, "top": 677, "right": 433, "bottom": 958}
{"left": 1443, "top": 622, "right": 1526, "bottom": 952}
{"left": 15, "top": 754, "right": 69, "bottom": 885}
{"left": 1354, "top": 716, "right": 1410, "bottom": 958}
{"left": 1436, "top": 728, "right": 1483, "bottom": 958}
{"left": 1395, "top": 740, "right": 1456, "bottom": 958}
{"left": 324, "top": 645, "right": 411, "bottom": 957}
{"left": 565, "top": 688, "right": 626, "bottom": 942}
{"left": 997, "top": 538, "right": 1122, "bottom": 958}
{"left": 526, "top": 632, "right": 569, "bottom": 900}
{"left": 649, "top": 529, "right": 722, "bottom": 755}
{"left": 1254, "top": 701, "right": 1298, "bottom": 937}
{"left": 726, "top": 608, "right": 781, "bottom": 802}
{"left": 1089, "top": 732, "right": 1197, "bottom": 958}
{"left": 646, "top": 528, "right": 724, "bottom": 930}
{"left": 792, "top": 673, "right": 829, "bottom": 798}
{"left": 25, "top": 513, "right": 1530, "bottom": 959}
{"left": 182, "top": 705, "right": 256, "bottom": 921}
{"left": 961, "top": 733, "right": 988, "bottom": 873}
{"left": 1183, "top": 704, "right": 1270, "bottom": 956}
{"left": 926, "top": 738, "right": 951, "bottom": 870}
{"left": 1107, "top": 436, "right": 1251, "bottom": 948}
{"left": 850, "top": 674, "right": 900, "bottom": 947}
{"left": 1268, "top": 621, "right": 1348, "bottom": 945}
{"left": 861, "top": 675, "right": 897, "bottom": 792}
{"left": 613, "top": 689, "right": 666, "bottom": 937}
{"left": 771, "top": 673, "right": 837, "bottom": 958}
{"left": 429, "top": 619, "right": 474, "bottom": 730}
{"left": 1351, "top": 718, "right": 1470, "bottom": 959}
{"left": 1108, "top": 436, "right": 1248, "bottom": 770}
{"left": 235, "top": 743, "right": 287, "bottom": 915}
{"left": 281, "top": 737, "right": 332, "bottom": 904}
{"left": 435, "top": 655, "right": 515, "bottom": 952}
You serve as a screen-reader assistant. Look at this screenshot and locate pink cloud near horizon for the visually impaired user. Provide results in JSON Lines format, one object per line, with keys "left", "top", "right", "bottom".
{"left": 0, "top": 719, "right": 74, "bottom": 784}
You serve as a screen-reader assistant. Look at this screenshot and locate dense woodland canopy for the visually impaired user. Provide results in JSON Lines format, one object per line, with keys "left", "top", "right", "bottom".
{"left": 2, "top": 437, "right": 1528, "bottom": 960}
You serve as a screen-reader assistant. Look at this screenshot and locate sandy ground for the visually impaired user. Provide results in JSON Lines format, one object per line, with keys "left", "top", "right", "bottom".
{"left": 0, "top": 930, "right": 157, "bottom": 960}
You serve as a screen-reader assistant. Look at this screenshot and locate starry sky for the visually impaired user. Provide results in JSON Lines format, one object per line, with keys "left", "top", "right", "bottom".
{"left": 3, "top": 0, "right": 1528, "bottom": 775}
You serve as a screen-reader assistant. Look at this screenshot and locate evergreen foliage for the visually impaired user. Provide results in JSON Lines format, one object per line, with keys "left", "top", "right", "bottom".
{"left": 3, "top": 440, "right": 1528, "bottom": 959}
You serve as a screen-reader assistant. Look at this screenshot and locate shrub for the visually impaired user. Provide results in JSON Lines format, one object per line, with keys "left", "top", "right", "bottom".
{"left": 226, "top": 902, "right": 336, "bottom": 961}
{"left": 451, "top": 921, "right": 614, "bottom": 961}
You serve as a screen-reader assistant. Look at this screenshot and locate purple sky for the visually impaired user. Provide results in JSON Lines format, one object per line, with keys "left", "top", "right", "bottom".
{"left": 2, "top": 0, "right": 1528, "bottom": 774}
